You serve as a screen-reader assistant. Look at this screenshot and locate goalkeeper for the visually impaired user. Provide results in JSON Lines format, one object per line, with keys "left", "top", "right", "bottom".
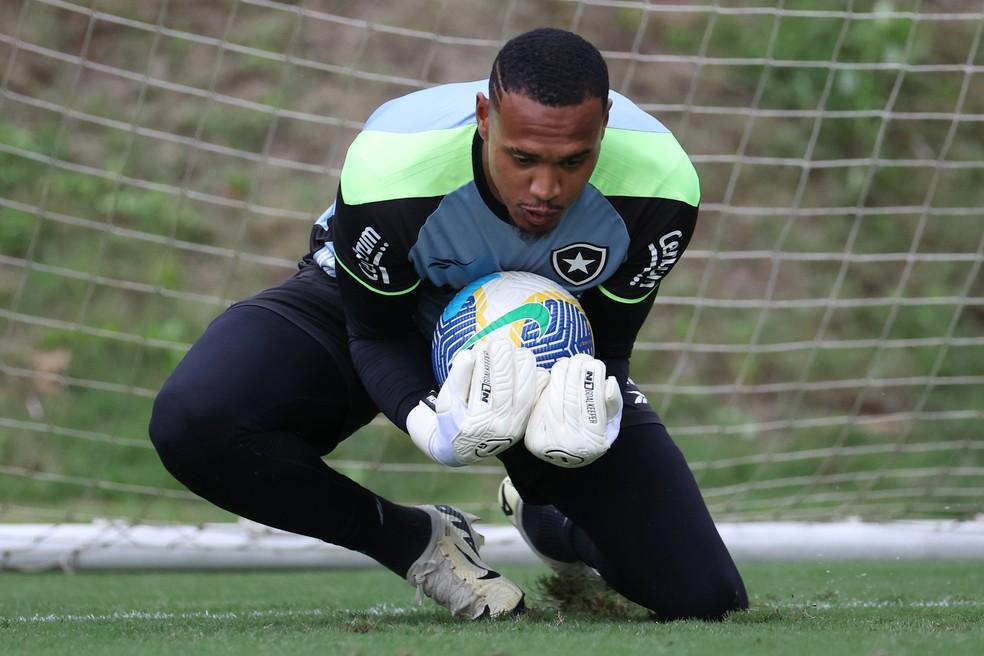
{"left": 150, "top": 28, "right": 747, "bottom": 621}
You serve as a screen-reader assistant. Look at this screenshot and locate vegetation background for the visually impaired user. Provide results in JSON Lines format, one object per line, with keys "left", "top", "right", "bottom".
{"left": 1, "top": 0, "right": 982, "bottom": 526}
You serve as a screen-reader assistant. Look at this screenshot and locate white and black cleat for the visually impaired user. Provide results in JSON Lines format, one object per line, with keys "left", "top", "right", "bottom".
{"left": 498, "top": 477, "right": 599, "bottom": 580}
{"left": 407, "top": 504, "right": 525, "bottom": 619}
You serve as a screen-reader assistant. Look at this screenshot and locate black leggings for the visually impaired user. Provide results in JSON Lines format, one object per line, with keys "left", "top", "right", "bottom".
{"left": 150, "top": 295, "right": 747, "bottom": 620}
{"left": 149, "top": 305, "right": 395, "bottom": 554}
{"left": 500, "top": 426, "right": 748, "bottom": 620}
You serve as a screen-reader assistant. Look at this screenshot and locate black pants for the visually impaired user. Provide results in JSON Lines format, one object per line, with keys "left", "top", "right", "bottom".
{"left": 149, "top": 267, "right": 747, "bottom": 620}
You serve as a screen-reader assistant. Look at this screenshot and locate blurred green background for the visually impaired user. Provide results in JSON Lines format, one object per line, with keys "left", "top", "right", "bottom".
{"left": 1, "top": 0, "right": 982, "bottom": 526}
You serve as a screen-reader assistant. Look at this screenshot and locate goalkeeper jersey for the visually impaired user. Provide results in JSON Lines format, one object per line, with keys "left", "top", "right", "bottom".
{"left": 311, "top": 79, "right": 698, "bottom": 334}
{"left": 306, "top": 79, "right": 700, "bottom": 429}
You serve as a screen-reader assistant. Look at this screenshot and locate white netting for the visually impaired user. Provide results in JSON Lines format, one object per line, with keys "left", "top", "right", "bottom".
{"left": 1, "top": 0, "right": 983, "bottom": 564}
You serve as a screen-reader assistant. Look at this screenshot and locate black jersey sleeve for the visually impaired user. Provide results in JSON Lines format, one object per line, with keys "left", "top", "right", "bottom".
{"left": 331, "top": 186, "right": 424, "bottom": 301}
{"left": 578, "top": 198, "right": 698, "bottom": 385}
{"left": 599, "top": 198, "right": 697, "bottom": 304}
{"left": 331, "top": 186, "right": 441, "bottom": 430}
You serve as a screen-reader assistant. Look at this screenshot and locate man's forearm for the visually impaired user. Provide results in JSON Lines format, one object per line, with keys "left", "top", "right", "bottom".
{"left": 348, "top": 331, "right": 435, "bottom": 432}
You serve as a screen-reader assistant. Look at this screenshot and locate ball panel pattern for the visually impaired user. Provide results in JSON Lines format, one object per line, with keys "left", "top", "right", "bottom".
{"left": 432, "top": 271, "right": 594, "bottom": 385}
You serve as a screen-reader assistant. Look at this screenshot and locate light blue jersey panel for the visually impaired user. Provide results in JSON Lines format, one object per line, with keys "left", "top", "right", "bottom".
{"left": 408, "top": 181, "right": 630, "bottom": 333}
{"left": 608, "top": 90, "right": 669, "bottom": 132}
{"left": 361, "top": 79, "right": 667, "bottom": 134}
{"left": 364, "top": 80, "right": 488, "bottom": 133}
{"left": 312, "top": 203, "right": 337, "bottom": 274}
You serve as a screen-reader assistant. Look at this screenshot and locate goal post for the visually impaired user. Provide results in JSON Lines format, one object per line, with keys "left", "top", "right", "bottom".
{"left": 1, "top": 0, "right": 983, "bottom": 568}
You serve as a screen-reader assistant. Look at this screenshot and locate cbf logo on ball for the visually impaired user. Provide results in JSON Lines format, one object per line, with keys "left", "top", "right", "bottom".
{"left": 431, "top": 271, "right": 594, "bottom": 386}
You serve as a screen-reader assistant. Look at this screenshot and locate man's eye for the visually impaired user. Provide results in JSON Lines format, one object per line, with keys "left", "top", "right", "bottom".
{"left": 513, "top": 155, "right": 533, "bottom": 165}
{"left": 563, "top": 159, "right": 585, "bottom": 168}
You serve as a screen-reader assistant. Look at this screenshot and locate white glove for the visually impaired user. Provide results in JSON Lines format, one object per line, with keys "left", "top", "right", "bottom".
{"left": 406, "top": 339, "right": 548, "bottom": 466}
{"left": 524, "top": 354, "right": 623, "bottom": 468}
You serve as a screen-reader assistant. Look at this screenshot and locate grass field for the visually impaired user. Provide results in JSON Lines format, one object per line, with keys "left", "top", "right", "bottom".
{"left": 3, "top": 561, "right": 983, "bottom": 655}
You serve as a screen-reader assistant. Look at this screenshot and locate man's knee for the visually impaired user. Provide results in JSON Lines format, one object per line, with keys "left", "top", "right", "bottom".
{"left": 640, "top": 566, "right": 748, "bottom": 621}
{"left": 148, "top": 381, "right": 227, "bottom": 479}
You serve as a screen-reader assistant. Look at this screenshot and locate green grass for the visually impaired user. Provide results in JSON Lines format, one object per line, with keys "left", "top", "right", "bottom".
{"left": 2, "top": 562, "right": 982, "bottom": 655}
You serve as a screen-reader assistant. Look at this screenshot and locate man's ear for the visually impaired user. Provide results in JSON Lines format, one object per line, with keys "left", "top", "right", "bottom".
{"left": 600, "top": 96, "right": 613, "bottom": 140}
{"left": 476, "top": 92, "right": 491, "bottom": 141}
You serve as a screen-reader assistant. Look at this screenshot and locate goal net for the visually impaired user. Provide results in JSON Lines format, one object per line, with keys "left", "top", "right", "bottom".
{"left": 2, "top": 0, "right": 983, "bottom": 569}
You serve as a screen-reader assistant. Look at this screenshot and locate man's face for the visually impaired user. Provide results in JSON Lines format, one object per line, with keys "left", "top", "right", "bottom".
{"left": 476, "top": 90, "right": 611, "bottom": 234}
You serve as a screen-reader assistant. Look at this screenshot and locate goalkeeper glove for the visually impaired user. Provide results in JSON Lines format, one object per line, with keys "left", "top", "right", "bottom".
{"left": 524, "top": 354, "right": 623, "bottom": 468}
{"left": 406, "top": 339, "right": 548, "bottom": 466}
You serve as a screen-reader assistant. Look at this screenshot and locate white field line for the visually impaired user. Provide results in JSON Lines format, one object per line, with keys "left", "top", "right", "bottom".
{"left": 3, "top": 603, "right": 415, "bottom": 624}
{"left": 768, "top": 599, "right": 983, "bottom": 610}
{"left": 3, "top": 600, "right": 981, "bottom": 624}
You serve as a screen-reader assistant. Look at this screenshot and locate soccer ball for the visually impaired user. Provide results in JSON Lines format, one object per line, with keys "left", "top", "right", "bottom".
{"left": 431, "top": 271, "right": 594, "bottom": 386}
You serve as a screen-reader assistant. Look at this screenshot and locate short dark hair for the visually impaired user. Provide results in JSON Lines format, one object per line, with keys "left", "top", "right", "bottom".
{"left": 490, "top": 28, "right": 609, "bottom": 110}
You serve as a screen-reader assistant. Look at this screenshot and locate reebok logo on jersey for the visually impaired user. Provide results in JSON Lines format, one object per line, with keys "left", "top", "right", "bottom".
{"left": 630, "top": 230, "right": 682, "bottom": 289}
{"left": 428, "top": 256, "right": 474, "bottom": 270}
{"left": 551, "top": 243, "right": 607, "bottom": 286}
{"left": 353, "top": 226, "right": 391, "bottom": 284}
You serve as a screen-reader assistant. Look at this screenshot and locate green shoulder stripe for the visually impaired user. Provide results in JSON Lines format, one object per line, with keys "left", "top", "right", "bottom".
{"left": 336, "top": 257, "right": 421, "bottom": 297}
{"left": 598, "top": 284, "right": 657, "bottom": 305}
{"left": 340, "top": 125, "right": 476, "bottom": 205}
{"left": 590, "top": 129, "right": 700, "bottom": 206}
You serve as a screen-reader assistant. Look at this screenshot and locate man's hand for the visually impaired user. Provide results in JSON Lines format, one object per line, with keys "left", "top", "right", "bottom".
{"left": 525, "top": 354, "right": 623, "bottom": 468}
{"left": 407, "top": 339, "right": 547, "bottom": 466}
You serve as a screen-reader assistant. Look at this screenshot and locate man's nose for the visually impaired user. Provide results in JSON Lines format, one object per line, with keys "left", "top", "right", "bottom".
{"left": 529, "top": 166, "right": 560, "bottom": 202}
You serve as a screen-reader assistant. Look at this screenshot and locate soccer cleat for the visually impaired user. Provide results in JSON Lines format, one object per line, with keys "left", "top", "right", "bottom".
{"left": 407, "top": 504, "right": 525, "bottom": 619}
{"left": 498, "top": 476, "right": 598, "bottom": 579}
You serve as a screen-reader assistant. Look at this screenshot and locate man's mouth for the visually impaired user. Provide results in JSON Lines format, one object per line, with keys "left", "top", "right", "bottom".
{"left": 520, "top": 205, "right": 561, "bottom": 226}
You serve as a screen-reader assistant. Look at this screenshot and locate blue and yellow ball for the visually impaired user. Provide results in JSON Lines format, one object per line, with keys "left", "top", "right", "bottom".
{"left": 431, "top": 271, "right": 594, "bottom": 386}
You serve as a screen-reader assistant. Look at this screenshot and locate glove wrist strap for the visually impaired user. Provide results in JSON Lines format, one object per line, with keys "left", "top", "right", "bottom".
{"left": 406, "top": 398, "right": 463, "bottom": 467}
